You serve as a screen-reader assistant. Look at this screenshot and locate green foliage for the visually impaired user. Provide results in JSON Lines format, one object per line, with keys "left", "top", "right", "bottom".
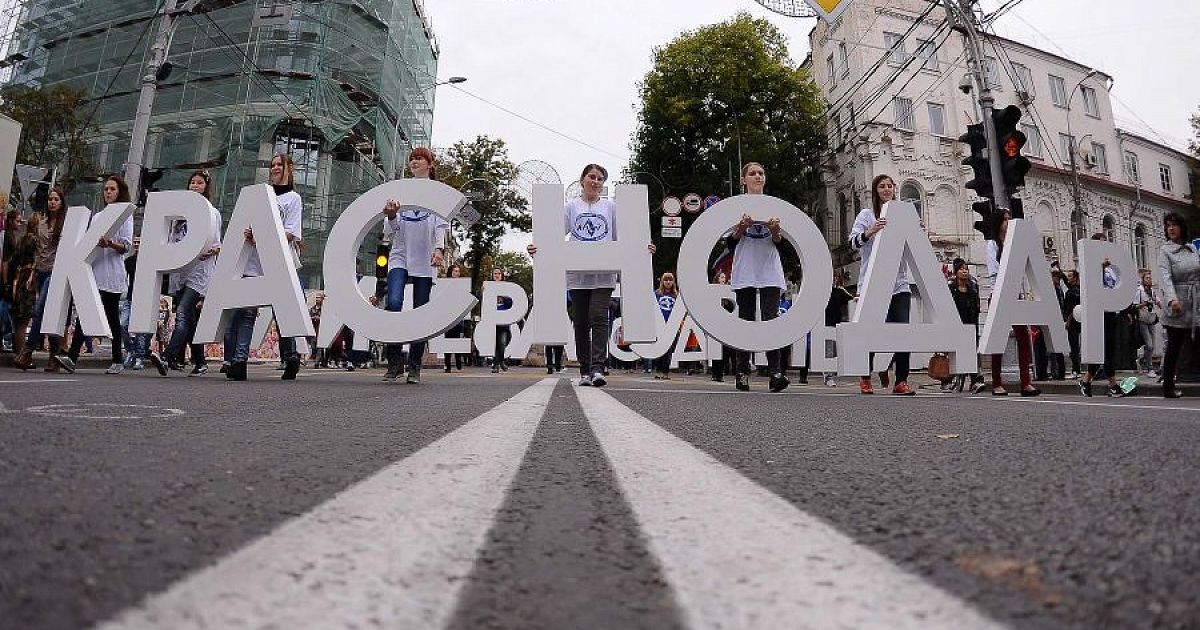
{"left": 437, "top": 135, "right": 530, "bottom": 295}
{"left": 0, "top": 84, "right": 98, "bottom": 192}
{"left": 1190, "top": 107, "right": 1200, "bottom": 210}
{"left": 627, "top": 13, "right": 827, "bottom": 275}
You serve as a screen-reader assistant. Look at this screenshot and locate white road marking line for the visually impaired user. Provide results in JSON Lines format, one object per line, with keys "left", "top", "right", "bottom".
{"left": 994, "top": 397, "right": 1199, "bottom": 413}
{"left": 98, "top": 378, "right": 558, "bottom": 630}
{"left": 575, "top": 386, "right": 1005, "bottom": 630}
{"left": 0, "top": 378, "right": 78, "bottom": 384}
{"left": 607, "top": 386, "right": 857, "bottom": 397}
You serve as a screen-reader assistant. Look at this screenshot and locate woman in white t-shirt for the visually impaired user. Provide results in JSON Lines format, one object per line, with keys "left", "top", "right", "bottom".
{"left": 527, "top": 164, "right": 655, "bottom": 387}
{"left": 728, "top": 162, "right": 789, "bottom": 393}
{"left": 984, "top": 209, "right": 1039, "bottom": 397}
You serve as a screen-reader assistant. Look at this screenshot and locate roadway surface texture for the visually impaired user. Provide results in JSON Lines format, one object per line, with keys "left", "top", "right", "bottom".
{"left": 1, "top": 365, "right": 1197, "bottom": 629}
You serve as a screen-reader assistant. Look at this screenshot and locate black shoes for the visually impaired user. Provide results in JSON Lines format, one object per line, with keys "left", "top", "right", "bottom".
{"left": 768, "top": 373, "right": 790, "bottom": 393}
{"left": 282, "top": 357, "right": 300, "bottom": 380}
{"left": 735, "top": 374, "right": 750, "bottom": 391}
{"left": 1164, "top": 388, "right": 1183, "bottom": 399}
{"left": 1078, "top": 380, "right": 1092, "bottom": 397}
{"left": 226, "top": 362, "right": 247, "bottom": 381}
{"left": 1020, "top": 387, "right": 1042, "bottom": 397}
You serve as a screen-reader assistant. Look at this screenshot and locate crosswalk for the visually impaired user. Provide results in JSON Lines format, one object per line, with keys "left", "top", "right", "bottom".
{"left": 98, "top": 378, "right": 1005, "bottom": 629}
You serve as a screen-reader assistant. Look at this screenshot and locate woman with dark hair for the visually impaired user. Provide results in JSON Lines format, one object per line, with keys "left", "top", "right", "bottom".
{"left": 489, "top": 266, "right": 513, "bottom": 373}
{"left": 380, "top": 147, "right": 446, "bottom": 384}
{"left": 14, "top": 186, "right": 67, "bottom": 370}
{"left": 848, "top": 174, "right": 915, "bottom": 395}
{"left": 9, "top": 212, "right": 38, "bottom": 364}
{"left": 443, "top": 264, "right": 470, "bottom": 373}
{"left": 223, "top": 153, "right": 304, "bottom": 381}
{"left": 983, "top": 211, "right": 1039, "bottom": 397}
{"left": 1157, "top": 212, "right": 1198, "bottom": 398}
{"left": 1063, "top": 269, "right": 1082, "bottom": 378}
{"left": 947, "top": 257, "right": 985, "bottom": 392}
{"left": 0, "top": 209, "right": 21, "bottom": 351}
{"left": 527, "top": 163, "right": 656, "bottom": 387}
{"left": 55, "top": 176, "right": 133, "bottom": 374}
{"left": 728, "top": 162, "right": 789, "bottom": 392}
{"left": 149, "top": 170, "right": 222, "bottom": 377}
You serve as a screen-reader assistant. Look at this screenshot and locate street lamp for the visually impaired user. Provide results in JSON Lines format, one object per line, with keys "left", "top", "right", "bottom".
{"left": 1065, "top": 69, "right": 1099, "bottom": 240}
{"left": 390, "top": 76, "right": 466, "bottom": 177}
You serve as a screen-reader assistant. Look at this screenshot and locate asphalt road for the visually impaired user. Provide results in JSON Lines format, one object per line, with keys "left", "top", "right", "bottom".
{"left": 0, "top": 365, "right": 1197, "bottom": 629}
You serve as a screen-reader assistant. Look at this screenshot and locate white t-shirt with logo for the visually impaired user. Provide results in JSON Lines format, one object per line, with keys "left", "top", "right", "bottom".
{"left": 384, "top": 205, "right": 448, "bottom": 278}
{"left": 245, "top": 189, "right": 302, "bottom": 278}
{"left": 730, "top": 222, "right": 786, "bottom": 290}
{"left": 564, "top": 197, "right": 617, "bottom": 289}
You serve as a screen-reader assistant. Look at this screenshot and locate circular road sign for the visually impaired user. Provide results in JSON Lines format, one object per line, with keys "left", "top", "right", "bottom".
{"left": 683, "top": 193, "right": 703, "bottom": 213}
{"left": 662, "top": 196, "right": 683, "bottom": 216}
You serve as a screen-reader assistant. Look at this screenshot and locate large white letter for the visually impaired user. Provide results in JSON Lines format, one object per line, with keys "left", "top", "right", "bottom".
{"left": 474, "top": 281, "right": 530, "bottom": 358}
{"left": 129, "top": 191, "right": 217, "bottom": 334}
{"left": 978, "top": 219, "right": 1069, "bottom": 355}
{"left": 321, "top": 179, "right": 476, "bottom": 343}
{"left": 193, "top": 185, "right": 312, "bottom": 343}
{"left": 677, "top": 194, "right": 831, "bottom": 352}
{"left": 836, "top": 200, "right": 976, "bottom": 375}
{"left": 527, "top": 184, "right": 656, "bottom": 344}
{"left": 42, "top": 203, "right": 136, "bottom": 337}
{"left": 1078, "top": 239, "right": 1136, "bottom": 364}
{"left": 316, "top": 276, "right": 381, "bottom": 352}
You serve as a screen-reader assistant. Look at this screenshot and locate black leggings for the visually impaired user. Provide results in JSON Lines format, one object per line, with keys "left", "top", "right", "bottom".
{"left": 1162, "top": 326, "right": 1196, "bottom": 389}
{"left": 69, "top": 291, "right": 122, "bottom": 364}
{"left": 735, "top": 286, "right": 781, "bottom": 375}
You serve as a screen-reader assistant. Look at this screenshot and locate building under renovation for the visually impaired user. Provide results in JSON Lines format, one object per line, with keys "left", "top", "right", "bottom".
{"left": 0, "top": 0, "right": 440, "bottom": 287}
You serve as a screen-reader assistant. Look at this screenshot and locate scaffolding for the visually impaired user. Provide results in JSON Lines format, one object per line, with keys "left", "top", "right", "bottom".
{"left": 0, "top": 0, "right": 439, "bottom": 287}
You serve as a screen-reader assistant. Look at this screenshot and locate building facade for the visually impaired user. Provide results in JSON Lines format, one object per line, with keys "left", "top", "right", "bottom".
{"left": 1, "top": 0, "right": 440, "bottom": 287}
{"left": 805, "top": 0, "right": 1196, "bottom": 286}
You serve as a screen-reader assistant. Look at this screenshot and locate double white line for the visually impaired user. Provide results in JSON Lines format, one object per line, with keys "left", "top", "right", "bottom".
{"left": 100, "top": 379, "right": 1003, "bottom": 629}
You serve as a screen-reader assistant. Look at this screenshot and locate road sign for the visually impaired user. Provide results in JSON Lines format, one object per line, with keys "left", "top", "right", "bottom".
{"left": 662, "top": 196, "right": 682, "bottom": 216}
{"left": 683, "top": 193, "right": 703, "bottom": 213}
{"left": 661, "top": 227, "right": 683, "bottom": 238}
{"left": 662, "top": 216, "right": 682, "bottom": 228}
{"left": 803, "top": 0, "right": 851, "bottom": 22}
{"left": 703, "top": 195, "right": 721, "bottom": 209}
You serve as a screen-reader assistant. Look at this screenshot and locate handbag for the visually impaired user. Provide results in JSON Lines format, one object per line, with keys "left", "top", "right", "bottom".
{"left": 927, "top": 352, "right": 951, "bottom": 382}
{"left": 1137, "top": 305, "right": 1158, "bottom": 326}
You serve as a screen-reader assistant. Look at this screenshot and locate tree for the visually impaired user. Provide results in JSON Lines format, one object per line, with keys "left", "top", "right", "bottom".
{"left": 627, "top": 13, "right": 827, "bottom": 277}
{"left": 0, "top": 84, "right": 98, "bottom": 194}
{"left": 486, "top": 250, "right": 533, "bottom": 299}
{"left": 438, "top": 135, "right": 530, "bottom": 296}
{"left": 1190, "top": 107, "right": 1200, "bottom": 212}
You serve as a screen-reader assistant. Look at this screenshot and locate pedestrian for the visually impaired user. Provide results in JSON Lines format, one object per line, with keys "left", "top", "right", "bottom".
{"left": 490, "top": 266, "right": 512, "bottom": 373}
{"left": 728, "top": 162, "right": 789, "bottom": 393}
{"left": 526, "top": 163, "right": 655, "bottom": 387}
{"left": 1063, "top": 268, "right": 1082, "bottom": 378}
{"left": 947, "top": 258, "right": 985, "bottom": 393}
{"left": 149, "top": 170, "right": 222, "bottom": 377}
{"left": 653, "top": 271, "right": 679, "bottom": 380}
{"left": 709, "top": 270, "right": 735, "bottom": 382}
{"left": 380, "top": 147, "right": 447, "bottom": 384}
{"left": 121, "top": 239, "right": 151, "bottom": 370}
{"left": 55, "top": 175, "right": 134, "bottom": 375}
{"left": 1078, "top": 233, "right": 1122, "bottom": 397}
{"left": 442, "top": 264, "right": 470, "bottom": 373}
{"left": 14, "top": 186, "right": 66, "bottom": 371}
{"left": 983, "top": 210, "right": 1039, "bottom": 397}
{"left": 309, "top": 292, "right": 325, "bottom": 368}
{"left": 223, "top": 153, "right": 303, "bottom": 381}
{"left": 0, "top": 210, "right": 19, "bottom": 353}
{"left": 1045, "top": 261, "right": 1068, "bottom": 380}
{"left": 8, "top": 212, "right": 38, "bottom": 365}
{"left": 849, "top": 174, "right": 915, "bottom": 395}
{"left": 821, "top": 270, "right": 855, "bottom": 387}
{"left": 1156, "top": 212, "right": 1198, "bottom": 399}
{"left": 1132, "top": 271, "right": 1162, "bottom": 378}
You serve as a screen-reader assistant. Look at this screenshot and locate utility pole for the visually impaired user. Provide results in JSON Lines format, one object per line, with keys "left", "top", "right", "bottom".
{"left": 949, "top": 0, "right": 1010, "bottom": 210}
{"left": 123, "top": 0, "right": 205, "bottom": 202}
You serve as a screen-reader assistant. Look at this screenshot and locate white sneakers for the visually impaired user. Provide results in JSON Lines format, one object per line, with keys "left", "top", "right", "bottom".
{"left": 105, "top": 363, "right": 124, "bottom": 375}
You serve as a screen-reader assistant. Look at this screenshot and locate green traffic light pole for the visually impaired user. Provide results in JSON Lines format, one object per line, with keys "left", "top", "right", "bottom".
{"left": 948, "top": 0, "right": 1011, "bottom": 211}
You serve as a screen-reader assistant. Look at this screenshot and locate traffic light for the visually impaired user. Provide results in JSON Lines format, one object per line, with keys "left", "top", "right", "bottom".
{"left": 993, "top": 105, "right": 1031, "bottom": 217}
{"left": 958, "top": 122, "right": 992, "bottom": 200}
{"left": 375, "top": 240, "right": 389, "bottom": 280}
{"left": 972, "top": 199, "right": 998, "bottom": 242}
{"left": 139, "top": 167, "right": 165, "bottom": 204}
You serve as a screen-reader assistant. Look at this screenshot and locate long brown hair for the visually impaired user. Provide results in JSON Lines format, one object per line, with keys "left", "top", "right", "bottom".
{"left": 188, "top": 170, "right": 212, "bottom": 201}
{"left": 870, "top": 174, "right": 894, "bottom": 217}
{"left": 657, "top": 271, "right": 677, "bottom": 297}
{"left": 408, "top": 147, "right": 437, "bottom": 181}
{"left": 270, "top": 153, "right": 295, "bottom": 187}
{"left": 46, "top": 186, "right": 67, "bottom": 243}
{"left": 104, "top": 175, "right": 132, "bottom": 203}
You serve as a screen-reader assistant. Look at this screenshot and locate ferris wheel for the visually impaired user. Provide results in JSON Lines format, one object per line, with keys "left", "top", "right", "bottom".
{"left": 510, "top": 160, "right": 562, "bottom": 202}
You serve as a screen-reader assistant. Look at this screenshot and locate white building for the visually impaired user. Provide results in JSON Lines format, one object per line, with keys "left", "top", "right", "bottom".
{"left": 804, "top": 0, "right": 1196, "bottom": 284}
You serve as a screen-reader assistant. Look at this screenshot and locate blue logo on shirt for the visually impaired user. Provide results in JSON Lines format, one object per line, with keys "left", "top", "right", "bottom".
{"left": 745, "top": 222, "right": 771, "bottom": 239}
{"left": 572, "top": 213, "right": 609, "bottom": 241}
{"left": 658, "top": 295, "right": 676, "bottom": 312}
{"left": 400, "top": 210, "right": 431, "bottom": 222}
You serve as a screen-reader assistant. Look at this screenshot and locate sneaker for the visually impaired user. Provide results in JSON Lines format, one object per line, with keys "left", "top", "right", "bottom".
{"left": 892, "top": 381, "right": 915, "bottom": 396}
{"left": 652, "top": 374, "right": 662, "bottom": 379}
{"left": 1107, "top": 386, "right": 1122, "bottom": 398}
{"left": 54, "top": 355, "right": 77, "bottom": 374}
{"left": 1164, "top": 388, "right": 1183, "bottom": 399}
{"left": 992, "top": 386, "right": 1008, "bottom": 396}
{"left": 823, "top": 373, "right": 836, "bottom": 387}
{"left": 189, "top": 364, "right": 208, "bottom": 377}
{"left": 228, "top": 362, "right": 247, "bottom": 381}
{"left": 736, "top": 374, "right": 750, "bottom": 392}
{"left": 382, "top": 367, "right": 401, "bottom": 382}
{"left": 219, "top": 362, "right": 229, "bottom": 374}
{"left": 1078, "top": 380, "right": 1092, "bottom": 397}
{"left": 859, "top": 376, "right": 873, "bottom": 395}
{"left": 578, "top": 374, "right": 593, "bottom": 387}
{"left": 769, "top": 372, "right": 790, "bottom": 393}
{"left": 105, "top": 363, "right": 124, "bottom": 375}
{"left": 148, "top": 352, "right": 168, "bottom": 376}
{"left": 970, "top": 380, "right": 988, "bottom": 394}
{"left": 406, "top": 370, "right": 421, "bottom": 384}
{"left": 1145, "top": 370, "right": 1159, "bottom": 379}
{"left": 132, "top": 358, "right": 145, "bottom": 371}
{"left": 1021, "top": 387, "right": 1042, "bottom": 397}
{"left": 591, "top": 372, "right": 607, "bottom": 387}
{"left": 282, "top": 358, "right": 300, "bottom": 380}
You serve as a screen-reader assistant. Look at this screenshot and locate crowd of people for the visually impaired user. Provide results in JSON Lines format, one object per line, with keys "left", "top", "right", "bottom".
{"left": 2, "top": 150, "right": 1196, "bottom": 398}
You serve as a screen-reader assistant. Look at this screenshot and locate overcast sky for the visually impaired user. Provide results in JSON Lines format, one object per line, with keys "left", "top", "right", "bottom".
{"left": 423, "top": 0, "right": 1200, "bottom": 251}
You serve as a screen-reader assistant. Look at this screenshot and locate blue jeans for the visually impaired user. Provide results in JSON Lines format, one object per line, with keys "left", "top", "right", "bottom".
{"left": 384, "top": 268, "right": 433, "bottom": 369}
{"left": 25, "top": 271, "right": 57, "bottom": 353}
{"left": 224, "top": 307, "right": 258, "bottom": 364}
{"left": 119, "top": 297, "right": 150, "bottom": 363}
{"left": 166, "top": 287, "right": 206, "bottom": 366}
{"left": 0, "top": 298, "right": 12, "bottom": 347}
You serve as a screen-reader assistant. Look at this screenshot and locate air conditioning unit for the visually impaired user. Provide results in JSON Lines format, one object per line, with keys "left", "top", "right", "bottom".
{"left": 1042, "top": 236, "right": 1055, "bottom": 251}
{"left": 1016, "top": 89, "right": 1034, "bottom": 105}
{"left": 1083, "top": 153, "right": 1098, "bottom": 169}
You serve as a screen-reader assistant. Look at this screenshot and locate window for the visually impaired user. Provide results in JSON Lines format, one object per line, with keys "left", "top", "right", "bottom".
{"left": 827, "top": 54, "right": 836, "bottom": 87}
{"left": 1021, "top": 123, "right": 1042, "bottom": 157}
{"left": 831, "top": 112, "right": 841, "bottom": 143}
{"left": 884, "top": 32, "right": 907, "bottom": 64}
{"left": 1159, "top": 164, "right": 1173, "bottom": 192}
{"left": 1071, "top": 210, "right": 1087, "bottom": 262}
{"left": 838, "top": 41, "right": 849, "bottom": 78}
{"left": 1102, "top": 215, "right": 1115, "bottom": 243}
{"left": 1049, "top": 74, "right": 1067, "bottom": 107}
{"left": 838, "top": 193, "right": 851, "bottom": 242}
{"left": 1134, "top": 224, "right": 1148, "bottom": 269}
{"left": 1059, "top": 133, "right": 1075, "bottom": 165}
{"left": 1081, "top": 86, "right": 1099, "bottom": 117}
{"left": 1013, "top": 63, "right": 1034, "bottom": 94}
{"left": 927, "top": 103, "right": 945, "bottom": 136}
{"left": 893, "top": 97, "right": 914, "bottom": 131}
{"left": 916, "top": 39, "right": 938, "bottom": 71}
{"left": 1124, "top": 151, "right": 1140, "bottom": 183}
{"left": 984, "top": 57, "right": 1001, "bottom": 88}
{"left": 1091, "top": 142, "right": 1108, "bottom": 174}
{"left": 900, "top": 182, "right": 923, "bottom": 218}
